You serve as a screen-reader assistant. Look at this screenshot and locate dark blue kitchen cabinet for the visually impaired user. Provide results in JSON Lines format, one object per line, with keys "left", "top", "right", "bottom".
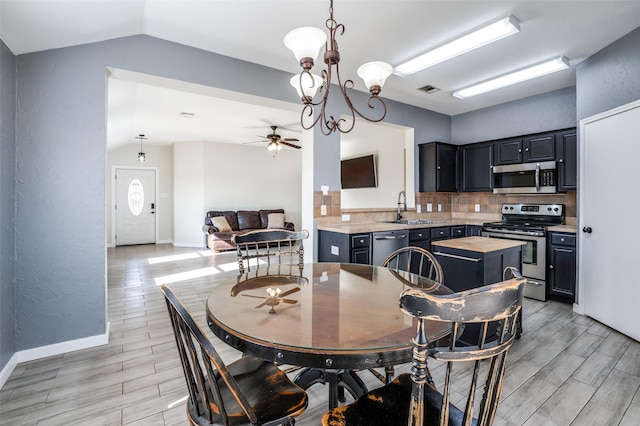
{"left": 547, "top": 232, "right": 576, "bottom": 302}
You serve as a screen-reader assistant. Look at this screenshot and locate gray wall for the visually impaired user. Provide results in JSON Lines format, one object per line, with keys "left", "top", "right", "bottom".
{"left": 0, "top": 39, "right": 17, "bottom": 371}
{"left": 451, "top": 86, "right": 577, "bottom": 144}
{"left": 576, "top": 26, "right": 640, "bottom": 121}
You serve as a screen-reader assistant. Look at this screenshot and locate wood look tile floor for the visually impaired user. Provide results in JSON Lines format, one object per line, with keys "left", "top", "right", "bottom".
{"left": 1, "top": 243, "right": 639, "bottom": 425}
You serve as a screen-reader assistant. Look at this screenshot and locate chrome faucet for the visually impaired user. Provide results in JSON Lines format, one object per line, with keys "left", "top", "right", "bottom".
{"left": 397, "top": 190, "right": 407, "bottom": 221}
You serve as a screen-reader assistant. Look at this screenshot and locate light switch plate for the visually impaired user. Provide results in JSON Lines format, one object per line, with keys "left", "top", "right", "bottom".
{"left": 475, "top": 204, "right": 481, "bottom": 212}
{"left": 426, "top": 203, "right": 432, "bottom": 212}
{"left": 321, "top": 205, "right": 327, "bottom": 215}
{"left": 438, "top": 204, "right": 442, "bottom": 212}
{"left": 331, "top": 246, "right": 339, "bottom": 256}
{"left": 416, "top": 205, "right": 421, "bottom": 213}
{"left": 321, "top": 185, "right": 329, "bottom": 195}
{"left": 342, "top": 214, "right": 350, "bottom": 221}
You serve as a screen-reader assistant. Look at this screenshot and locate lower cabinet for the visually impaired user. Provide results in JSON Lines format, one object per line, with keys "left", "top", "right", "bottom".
{"left": 318, "top": 230, "right": 371, "bottom": 264}
{"left": 465, "top": 225, "right": 483, "bottom": 236}
{"left": 547, "top": 232, "right": 576, "bottom": 302}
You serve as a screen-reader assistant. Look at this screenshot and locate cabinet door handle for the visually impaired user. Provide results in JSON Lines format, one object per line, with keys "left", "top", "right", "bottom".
{"left": 560, "top": 238, "right": 565, "bottom": 242}
{"left": 559, "top": 159, "right": 564, "bottom": 163}
{"left": 434, "top": 251, "right": 481, "bottom": 262}
{"left": 525, "top": 147, "right": 529, "bottom": 152}
{"left": 549, "top": 264, "right": 554, "bottom": 269}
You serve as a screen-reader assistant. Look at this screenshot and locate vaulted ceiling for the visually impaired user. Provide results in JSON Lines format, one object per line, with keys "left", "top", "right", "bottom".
{"left": 3, "top": 1, "right": 640, "bottom": 150}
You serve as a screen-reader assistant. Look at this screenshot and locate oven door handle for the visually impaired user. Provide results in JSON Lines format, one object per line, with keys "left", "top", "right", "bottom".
{"left": 535, "top": 163, "right": 541, "bottom": 192}
{"left": 434, "top": 252, "right": 481, "bottom": 263}
{"left": 483, "top": 229, "right": 545, "bottom": 237}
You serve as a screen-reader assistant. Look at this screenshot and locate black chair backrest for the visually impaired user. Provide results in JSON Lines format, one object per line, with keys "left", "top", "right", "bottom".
{"left": 382, "top": 246, "right": 444, "bottom": 283}
{"left": 160, "top": 285, "right": 258, "bottom": 424}
{"left": 232, "top": 229, "right": 309, "bottom": 274}
{"left": 399, "top": 273, "right": 526, "bottom": 426}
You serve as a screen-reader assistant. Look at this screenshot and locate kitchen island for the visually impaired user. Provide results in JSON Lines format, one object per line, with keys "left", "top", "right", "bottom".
{"left": 431, "top": 236, "right": 525, "bottom": 292}
{"left": 432, "top": 236, "right": 525, "bottom": 344}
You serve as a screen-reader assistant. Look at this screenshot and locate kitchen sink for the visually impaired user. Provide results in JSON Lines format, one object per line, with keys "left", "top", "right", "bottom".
{"left": 382, "top": 219, "right": 446, "bottom": 225}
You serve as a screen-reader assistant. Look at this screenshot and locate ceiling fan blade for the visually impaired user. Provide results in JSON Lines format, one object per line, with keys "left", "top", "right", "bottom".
{"left": 242, "top": 294, "right": 268, "bottom": 299}
{"left": 254, "top": 300, "right": 269, "bottom": 309}
{"left": 283, "top": 138, "right": 300, "bottom": 142}
{"left": 279, "top": 287, "right": 301, "bottom": 297}
{"left": 279, "top": 141, "right": 301, "bottom": 149}
{"left": 280, "top": 299, "right": 298, "bottom": 304}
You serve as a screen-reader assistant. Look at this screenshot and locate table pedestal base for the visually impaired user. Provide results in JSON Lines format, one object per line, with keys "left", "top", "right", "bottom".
{"left": 294, "top": 368, "right": 368, "bottom": 409}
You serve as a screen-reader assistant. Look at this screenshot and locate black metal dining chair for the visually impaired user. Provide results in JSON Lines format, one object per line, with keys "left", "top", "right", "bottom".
{"left": 232, "top": 229, "right": 309, "bottom": 274}
{"left": 160, "top": 285, "right": 308, "bottom": 425}
{"left": 368, "top": 246, "right": 445, "bottom": 385}
{"left": 382, "top": 246, "right": 444, "bottom": 283}
{"left": 322, "top": 271, "right": 526, "bottom": 426}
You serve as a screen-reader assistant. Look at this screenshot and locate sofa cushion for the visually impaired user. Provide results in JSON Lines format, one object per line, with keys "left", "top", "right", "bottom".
{"left": 237, "top": 210, "right": 261, "bottom": 230}
{"left": 210, "top": 216, "right": 232, "bottom": 232}
{"left": 267, "top": 213, "right": 285, "bottom": 229}
{"left": 259, "top": 209, "right": 285, "bottom": 228}
{"left": 207, "top": 211, "right": 238, "bottom": 231}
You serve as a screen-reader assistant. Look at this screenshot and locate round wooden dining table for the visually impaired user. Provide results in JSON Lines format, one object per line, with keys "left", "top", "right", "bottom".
{"left": 206, "top": 262, "right": 452, "bottom": 409}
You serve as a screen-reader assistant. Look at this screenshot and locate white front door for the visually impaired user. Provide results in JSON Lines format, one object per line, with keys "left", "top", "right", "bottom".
{"left": 115, "top": 168, "right": 157, "bottom": 246}
{"left": 579, "top": 99, "right": 640, "bottom": 341}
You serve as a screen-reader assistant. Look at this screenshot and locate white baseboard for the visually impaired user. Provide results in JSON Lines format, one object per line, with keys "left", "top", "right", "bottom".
{"left": 0, "top": 352, "right": 19, "bottom": 389}
{"left": 0, "top": 322, "right": 110, "bottom": 389}
{"left": 156, "top": 239, "right": 172, "bottom": 244}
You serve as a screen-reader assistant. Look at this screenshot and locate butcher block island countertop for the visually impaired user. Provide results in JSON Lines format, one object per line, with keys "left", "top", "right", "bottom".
{"left": 431, "top": 236, "right": 525, "bottom": 253}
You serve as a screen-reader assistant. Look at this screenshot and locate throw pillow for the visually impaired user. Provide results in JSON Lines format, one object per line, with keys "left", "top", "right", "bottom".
{"left": 211, "top": 216, "right": 232, "bottom": 232}
{"left": 267, "top": 213, "right": 285, "bottom": 229}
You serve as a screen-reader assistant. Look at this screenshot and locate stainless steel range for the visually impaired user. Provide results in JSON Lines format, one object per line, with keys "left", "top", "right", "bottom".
{"left": 482, "top": 203, "right": 564, "bottom": 301}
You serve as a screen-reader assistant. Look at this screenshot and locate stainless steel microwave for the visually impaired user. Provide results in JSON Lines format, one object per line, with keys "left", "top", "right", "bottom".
{"left": 492, "top": 161, "right": 557, "bottom": 194}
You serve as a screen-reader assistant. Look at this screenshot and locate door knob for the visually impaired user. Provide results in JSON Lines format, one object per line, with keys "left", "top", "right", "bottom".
{"left": 582, "top": 226, "right": 592, "bottom": 233}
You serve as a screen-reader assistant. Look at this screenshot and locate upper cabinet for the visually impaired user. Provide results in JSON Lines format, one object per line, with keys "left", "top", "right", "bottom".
{"left": 460, "top": 142, "right": 493, "bottom": 192}
{"left": 494, "top": 132, "right": 555, "bottom": 165}
{"left": 419, "top": 142, "right": 458, "bottom": 192}
{"left": 555, "top": 129, "right": 577, "bottom": 191}
{"left": 493, "top": 137, "right": 523, "bottom": 165}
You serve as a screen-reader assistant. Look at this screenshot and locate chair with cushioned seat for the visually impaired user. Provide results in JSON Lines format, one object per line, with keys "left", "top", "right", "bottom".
{"left": 322, "top": 271, "right": 526, "bottom": 426}
{"left": 161, "top": 285, "right": 308, "bottom": 425}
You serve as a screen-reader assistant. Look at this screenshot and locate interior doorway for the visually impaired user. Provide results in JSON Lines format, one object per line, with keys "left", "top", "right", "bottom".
{"left": 113, "top": 167, "right": 158, "bottom": 246}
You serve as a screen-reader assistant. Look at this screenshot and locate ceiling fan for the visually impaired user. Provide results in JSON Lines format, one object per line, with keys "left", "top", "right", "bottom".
{"left": 250, "top": 125, "right": 301, "bottom": 152}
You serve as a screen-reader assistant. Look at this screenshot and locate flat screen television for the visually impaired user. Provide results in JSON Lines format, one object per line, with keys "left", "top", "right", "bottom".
{"left": 341, "top": 154, "right": 377, "bottom": 189}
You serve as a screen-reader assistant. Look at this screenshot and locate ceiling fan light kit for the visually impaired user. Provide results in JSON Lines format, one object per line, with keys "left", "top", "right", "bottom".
{"left": 453, "top": 56, "right": 570, "bottom": 99}
{"left": 394, "top": 15, "right": 521, "bottom": 77}
{"left": 285, "top": 0, "right": 392, "bottom": 135}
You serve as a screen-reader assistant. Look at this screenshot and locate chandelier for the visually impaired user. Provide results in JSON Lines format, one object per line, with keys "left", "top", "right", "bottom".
{"left": 284, "top": 0, "right": 392, "bottom": 135}
{"left": 136, "top": 134, "right": 146, "bottom": 162}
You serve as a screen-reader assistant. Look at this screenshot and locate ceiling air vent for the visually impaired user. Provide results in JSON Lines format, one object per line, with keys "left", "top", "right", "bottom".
{"left": 418, "top": 85, "right": 440, "bottom": 94}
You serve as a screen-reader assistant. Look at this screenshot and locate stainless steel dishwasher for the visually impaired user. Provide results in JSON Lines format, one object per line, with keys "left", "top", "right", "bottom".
{"left": 372, "top": 230, "right": 409, "bottom": 265}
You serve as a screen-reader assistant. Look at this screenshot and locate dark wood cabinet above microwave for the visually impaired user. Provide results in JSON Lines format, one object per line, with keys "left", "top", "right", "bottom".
{"left": 494, "top": 132, "right": 556, "bottom": 165}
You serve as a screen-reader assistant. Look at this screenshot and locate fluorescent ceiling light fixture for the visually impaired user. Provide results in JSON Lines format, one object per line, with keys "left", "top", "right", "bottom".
{"left": 394, "top": 15, "right": 520, "bottom": 77}
{"left": 453, "top": 56, "right": 570, "bottom": 99}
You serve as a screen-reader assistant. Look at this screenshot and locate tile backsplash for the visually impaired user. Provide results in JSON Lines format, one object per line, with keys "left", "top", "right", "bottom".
{"left": 315, "top": 190, "right": 577, "bottom": 226}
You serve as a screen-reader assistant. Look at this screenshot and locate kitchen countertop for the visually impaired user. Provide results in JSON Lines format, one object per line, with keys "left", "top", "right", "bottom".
{"left": 317, "top": 219, "right": 487, "bottom": 234}
{"left": 547, "top": 225, "right": 577, "bottom": 233}
{"left": 432, "top": 236, "right": 526, "bottom": 253}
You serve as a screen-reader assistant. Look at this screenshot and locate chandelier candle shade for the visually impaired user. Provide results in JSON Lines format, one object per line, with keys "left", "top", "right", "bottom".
{"left": 136, "top": 134, "right": 146, "bottom": 162}
{"left": 285, "top": 0, "right": 393, "bottom": 134}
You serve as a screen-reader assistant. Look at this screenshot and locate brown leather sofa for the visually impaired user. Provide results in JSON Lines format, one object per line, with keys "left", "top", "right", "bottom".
{"left": 202, "top": 209, "right": 295, "bottom": 252}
